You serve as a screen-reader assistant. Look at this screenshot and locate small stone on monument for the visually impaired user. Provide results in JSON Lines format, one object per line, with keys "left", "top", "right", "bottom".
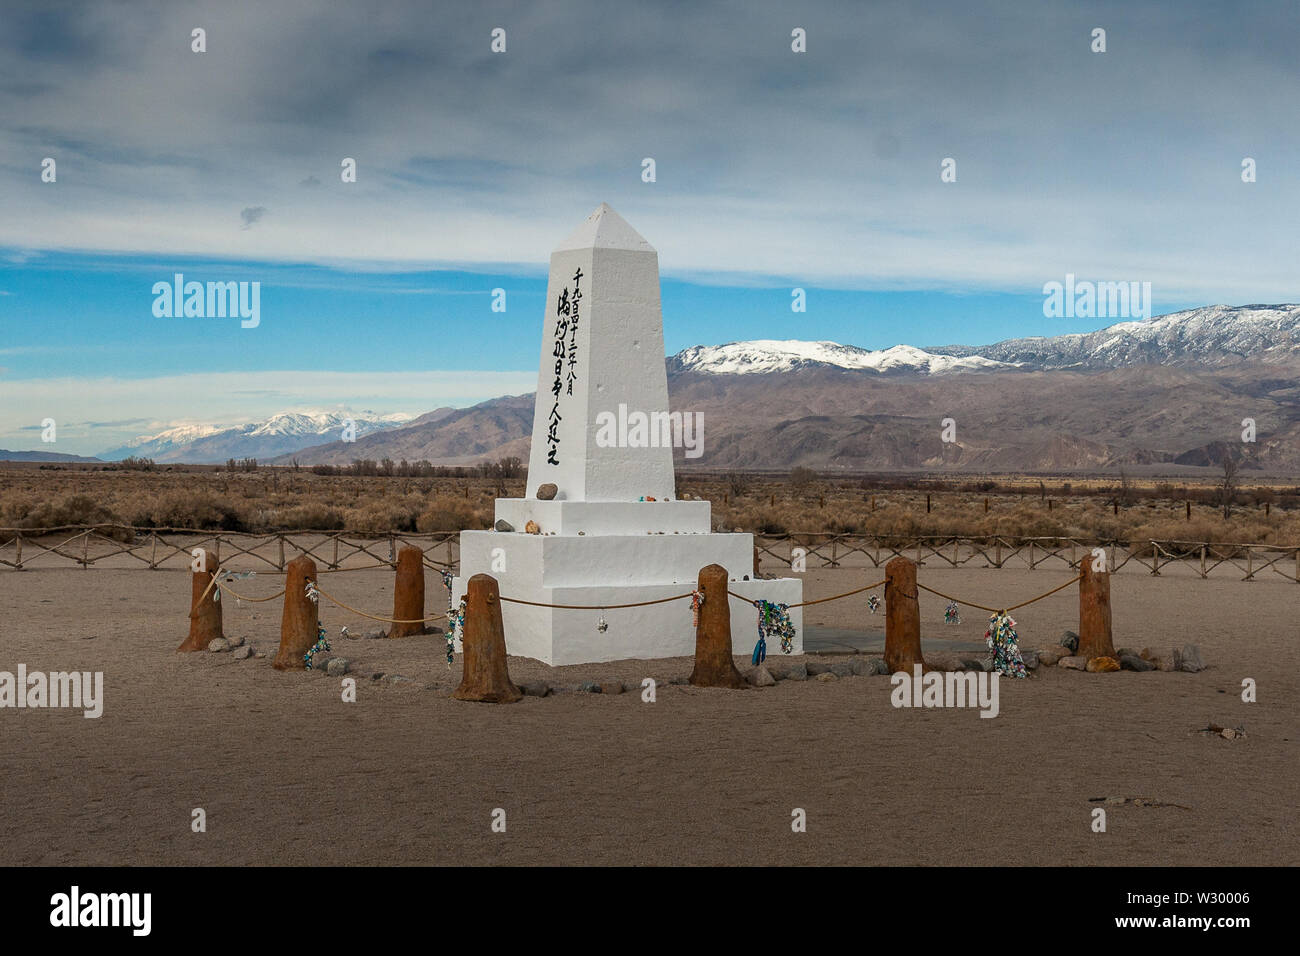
{"left": 536, "top": 483, "right": 558, "bottom": 500}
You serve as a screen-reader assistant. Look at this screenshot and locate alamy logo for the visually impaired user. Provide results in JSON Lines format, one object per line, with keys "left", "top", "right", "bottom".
{"left": 1042, "top": 274, "right": 1151, "bottom": 320}
{"left": 152, "top": 273, "right": 261, "bottom": 328}
{"left": 890, "top": 664, "right": 1000, "bottom": 718}
{"left": 593, "top": 404, "right": 704, "bottom": 459}
{"left": 0, "top": 666, "right": 103, "bottom": 718}
{"left": 50, "top": 886, "right": 150, "bottom": 936}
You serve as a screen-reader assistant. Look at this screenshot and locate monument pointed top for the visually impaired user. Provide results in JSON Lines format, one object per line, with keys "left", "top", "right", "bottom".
{"left": 553, "top": 202, "right": 655, "bottom": 254}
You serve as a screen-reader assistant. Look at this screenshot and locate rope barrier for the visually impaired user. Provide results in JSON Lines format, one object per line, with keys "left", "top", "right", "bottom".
{"left": 187, "top": 560, "right": 1083, "bottom": 623}
{"left": 215, "top": 581, "right": 287, "bottom": 604}
{"left": 313, "top": 585, "right": 449, "bottom": 625}
{"left": 917, "top": 573, "right": 1082, "bottom": 614}
{"left": 728, "top": 579, "right": 885, "bottom": 609}
{"left": 498, "top": 591, "right": 696, "bottom": 610}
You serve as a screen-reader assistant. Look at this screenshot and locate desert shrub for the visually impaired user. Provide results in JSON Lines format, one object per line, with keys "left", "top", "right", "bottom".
{"left": 129, "top": 492, "right": 245, "bottom": 531}
{"left": 344, "top": 501, "right": 421, "bottom": 533}
{"left": 276, "top": 504, "right": 349, "bottom": 530}
{"left": 416, "top": 498, "right": 486, "bottom": 532}
{"left": 2, "top": 494, "right": 124, "bottom": 533}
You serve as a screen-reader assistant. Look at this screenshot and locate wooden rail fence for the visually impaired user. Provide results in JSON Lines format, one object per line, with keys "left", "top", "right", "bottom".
{"left": 0, "top": 527, "right": 1297, "bottom": 582}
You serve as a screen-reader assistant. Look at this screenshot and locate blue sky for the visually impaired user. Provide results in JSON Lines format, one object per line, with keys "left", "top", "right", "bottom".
{"left": 1, "top": 0, "right": 1297, "bottom": 454}
{"left": 0, "top": 250, "right": 1209, "bottom": 383}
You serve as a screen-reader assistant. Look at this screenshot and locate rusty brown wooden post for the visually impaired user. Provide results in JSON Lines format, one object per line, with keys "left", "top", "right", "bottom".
{"left": 752, "top": 544, "right": 760, "bottom": 578}
{"left": 1186, "top": 500, "right": 1192, "bottom": 521}
{"left": 14, "top": 531, "right": 21, "bottom": 570}
{"left": 178, "top": 554, "right": 223, "bottom": 651}
{"left": 273, "top": 555, "right": 319, "bottom": 670}
{"left": 689, "top": 564, "right": 747, "bottom": 689}
{"left": 884, "top": 556, "right": 926, "bottom": 674}
{"left": 452, "top": 574, "right": 521, "bottom": 703}
{"left": 389, "top": 545, "right": 427, "bottom": 637}
{"left": 1076, "top": 554, "right": 1116, "bottom": 661}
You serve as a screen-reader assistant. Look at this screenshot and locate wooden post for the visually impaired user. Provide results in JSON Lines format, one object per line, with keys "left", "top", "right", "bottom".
{"left": 277, "top": 535, "right": 286, "bottom": 571}
{"left": 1028, "top": 540, "right": 1035, "bottom": 569}
{"left": 984, "top": 497, "right": 989, "bottom": 513}
{"left": 1246, "top": 547, "right": 1254, "bottom": 581}
{"left": 149, "top": 532, "right": 158, "bottom": 569}
{"left": 1200, "top": 544, "right": 1207, "bottom": 579}
{"left": 884, "top": 557, "right": 926, "bottom": 674}
{"left": 178, "top": 556, "right": 223, "bottom": 651}
{"left": 453, "top": 574, "right": 522, "bottom": 702}
{"left": 870, "top": 495, "right": 875, "bottom": 512}
{"left": 273, "top": 555, "right": 319, "bottom": 670}
{"left": 994, "top": 538, "right": 1002, "bottom": 568}
{"left": 389, "top": 545, "right": 427, "bottom": 637}
{"left": 689, "top": 564, "right": 747, "bottom": 689}
{"left": 752, "top": 544, "right": 761, "bottom": 578}
{"left": 14, "top": 531, "right": 21, "bottom": 570}
{"left": 1076, "top": 554, "right": 1116, "bottom": 661}
{"left": 1186, "top": 500, "right": 1191, "bottom": 521}
{"left": 926, "top": 494, "right": 931, "bottom": 513}
{"left": 331, "top": 534, "right": 339, "bottom": 569}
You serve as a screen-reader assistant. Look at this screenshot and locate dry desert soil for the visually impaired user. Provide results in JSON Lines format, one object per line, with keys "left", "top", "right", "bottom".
{"left": 0, "top": 564, "right": 1295, "bottom": 866}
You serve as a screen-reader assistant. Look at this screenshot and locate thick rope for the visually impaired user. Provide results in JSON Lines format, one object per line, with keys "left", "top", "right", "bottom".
{"left": 917, "top": 573, "right": 1082, "bottom": 614}
{"left": 498, "top": 591, "right": 695, "bottom": 610}
{"left": 728, "top": 579, "right": 885, "bottom": 609}
{"left": 313, "top": 585, "right": 448, "bottom": 625}
{"left": 214, "top": 582, "right": 286, "bottom": 604}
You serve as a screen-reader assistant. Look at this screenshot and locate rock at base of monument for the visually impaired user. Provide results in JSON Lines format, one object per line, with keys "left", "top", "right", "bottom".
{"left": 868, "top": 658, "right": 890, "bottom": 676}
{"left": 518, "top": 680, "right": 551, "bottom": 698}
{"left": 1086, "top": 656, "right": 1121, "bottom": 673}
{"left": 1158, "top": 655, "right": 1177, "bottom": 672}
{"left": 231, "top": 645, "right": 252, "bottom": 661}
{"left": 226, "top": 634, "right": 245, "bottom": 648}
{"left": 524, "top": 520, "right": 540, "bottom": 535}
{"left": 806, "top": 660, "right": 832, "bottom": 676}
{"left": 784, "top": 661, "right": 808, "bottom": 681}
{"left": 207, "top": 638, "right": 230, "bottom": 653}
{"left": 1060, "top": 630, "right": 1080, "bottom": 653}
{"left": 1021, "top": 650, "right": 1039, "bottom": 670}
{"left": 751, "top": 666, "right": 776, "bottom": 687}
{"left": 1037, "top": 648, "right": 1062, "bottom": 667}
{"left": 326, "top": 658, "right": 351, "bottom": 676}
{"left": 536, "top": 483, "right": 558, "bottom": 500}
{"left": 600, "top": 680, "right": 625, "bottom": 695}
{"left": 576, "top": 680, "right": 601, "bottom": 693}
{"left": 1120, "top": 653, "right": 1155, "bottom": 672}
{"left": 1175, "top": 644, "right": 1205, "bottom": 673}
{"left": 815, "top": 671, "right": 838, "bottom": 682}
{"left": 365, "top": 627, "right": 387, "bottom": 640}
{"left": 494, "top": 519, "right": 514, "bottom": 532}
{"left": 1058, "top": 655, "right": 1088, "bottom": 670}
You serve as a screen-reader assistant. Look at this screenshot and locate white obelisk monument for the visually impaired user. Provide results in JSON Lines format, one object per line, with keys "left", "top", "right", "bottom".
{"left": 453, "top": 203, "right": 801, "bottom": 665}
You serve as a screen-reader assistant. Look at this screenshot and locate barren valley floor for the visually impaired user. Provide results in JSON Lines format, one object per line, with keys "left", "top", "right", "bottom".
{"left": 0, "top": 566, "right": 1294, "bottom": 866}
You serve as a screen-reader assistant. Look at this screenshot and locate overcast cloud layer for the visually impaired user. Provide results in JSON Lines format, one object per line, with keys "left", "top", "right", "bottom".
{"left": 3, "top": 0, "right": 1299, "bottom": 299}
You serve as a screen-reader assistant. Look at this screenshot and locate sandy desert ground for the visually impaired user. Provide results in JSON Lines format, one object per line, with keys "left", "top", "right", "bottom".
{"left": 0, "top": 563, "right": 1295, "bottom": 866}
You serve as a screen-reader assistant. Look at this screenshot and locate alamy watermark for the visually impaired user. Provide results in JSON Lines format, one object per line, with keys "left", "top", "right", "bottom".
{"left": 593, "top": 403, "right": 704, "bottom": 459}
{"left": 1, "top": 666, "right": 103, "bottom": 718}
{"left": 890, "top": 664, "right": 999, "bottom": 718}
{"left": 1042, "top": 274, "right": 1151, "bottom": 320}
{"left": 152, "top": 273, "right": 260, "bottom": 328}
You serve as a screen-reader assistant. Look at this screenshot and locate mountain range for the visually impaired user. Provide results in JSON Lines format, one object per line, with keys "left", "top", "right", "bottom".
{"left": 60, "top": 303, "right": 1300, "bottom": 475}
{"left": 100, "top": 410, "right": 413, "bottom": 464}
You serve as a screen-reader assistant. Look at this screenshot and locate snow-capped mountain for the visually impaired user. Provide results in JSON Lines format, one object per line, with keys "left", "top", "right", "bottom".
{"left": 929, "top": 304, "right": 1300, "bottom": 370}
{"left": 669, "top": 340, "right": 1014, "bottom": 376}
{"left": 101, "top": 409, "right": 413, "bottom": 463}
